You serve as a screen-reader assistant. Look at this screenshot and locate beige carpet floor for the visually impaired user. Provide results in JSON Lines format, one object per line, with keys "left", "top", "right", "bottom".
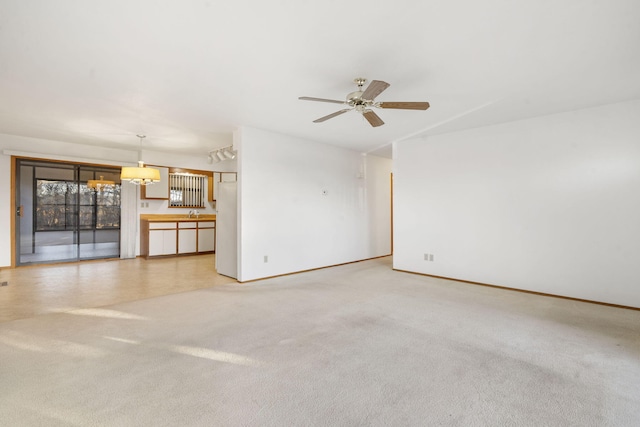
{"left": 1, "top": 257, "right": 639, "bottom": 426}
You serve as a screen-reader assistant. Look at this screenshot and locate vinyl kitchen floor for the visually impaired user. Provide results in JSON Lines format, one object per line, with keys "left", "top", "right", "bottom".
{"left": 0, "top": 254, "right": 236, "bottom": 323}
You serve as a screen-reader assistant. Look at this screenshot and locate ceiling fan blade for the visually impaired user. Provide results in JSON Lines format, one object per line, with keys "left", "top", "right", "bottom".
{"left": 299, "top": 96, "right": 346, "bottom": 105}
{"left": 313, "top": 109, "right": 351, "bottom": 123}
{"left": 363, "top": 110, "right": 385, "bottom": 127}
{"left": 361, "top": 80, "right": 390, "bottom": 101}
{"left": 378, "top": 101, "right": 430, "bottom": 110}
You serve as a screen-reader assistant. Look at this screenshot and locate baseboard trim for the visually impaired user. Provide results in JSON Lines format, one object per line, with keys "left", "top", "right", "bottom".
{"left": 239, "top": 254, "right": 392, "bottom": 283}
{"left": 393, "top": 269, "right": 640, "bottom": 311}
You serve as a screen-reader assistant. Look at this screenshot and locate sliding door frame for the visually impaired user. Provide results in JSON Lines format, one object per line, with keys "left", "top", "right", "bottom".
{"left": 11, "top": 156, "right": 122, "bottom": 267}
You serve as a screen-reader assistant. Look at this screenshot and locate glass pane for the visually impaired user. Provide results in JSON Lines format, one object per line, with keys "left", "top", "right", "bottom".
{"left": 36, "top": 205, "right": 66, "bottom": 231}
{"left": 78, "top": 169, "right": 120, "bottom": 260}
{"left": 79, "top": 169, "right": 95, "bottom": 182}
{"left": 65, "top": 182, "right": 78, "bottom": 205}
{"left": 97, "top": 206, "right": 120, "bottom": 229}
{"left": 65, "top": 206, "right": 77, "bottom": 230}
{"left": 79, "top": 184, "right": 95, "bottom": 206}
{"left": 18, "top": 161, "right": 122, "bottom": 265}
{"left": 170, "top": 189, "right": 183, "bottom": 205}
{"left": 96, "top": 185, "right": 121, "bottom": 206}
{"left": 38, "top": 181, "right": 66, "bottom": 205}
{"left": 35, "top": 166, "right": 74, "bottom": 180}
{"left": 79, "top": 206, "right": 94, "bottom": 229}
{"left": 169, "top": 173, "right": 205, "bottom": 207}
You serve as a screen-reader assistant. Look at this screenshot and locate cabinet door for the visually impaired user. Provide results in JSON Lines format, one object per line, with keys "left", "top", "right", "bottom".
{"left": 198, "top": 228, "right": 216, "bottom": 252}
{"left": 142, "top": 167, "right": 169, "bottom": 199}
{"left": 149, "top": 230, "right": 177, "bottom": 256}
{"left": 178, "top": 229, "right": 197, "bottom": 253}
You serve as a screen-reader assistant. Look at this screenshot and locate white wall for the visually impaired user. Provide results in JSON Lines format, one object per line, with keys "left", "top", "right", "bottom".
{"left": 0, "top": 150, "right": 11, "bottom": 267}
{"left": 393, "top": 99, "right": 640, "bottom": 307}
{"left": 237, "top": 126, "right": 392, "bottom": 282}
{"left": 365, "top": 154, "right": 392, "bottom": 255}
{"left": 0, "top": 133, "right": 233, "bottom": 266}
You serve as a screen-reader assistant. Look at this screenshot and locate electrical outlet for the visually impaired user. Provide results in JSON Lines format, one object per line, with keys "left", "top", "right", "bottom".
{"left": 264, "top": 255, "right": 268, "bottom": 263}
{"left": 140, "top": 202, "right": 145, "bottom": 208}
{"left": 424, "top": 253, "right": 435, "bottom": 262}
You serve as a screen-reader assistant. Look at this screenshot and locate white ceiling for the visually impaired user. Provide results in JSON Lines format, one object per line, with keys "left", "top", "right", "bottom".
{"left": 1, "top": 1, "right": 639, "bottom": 158}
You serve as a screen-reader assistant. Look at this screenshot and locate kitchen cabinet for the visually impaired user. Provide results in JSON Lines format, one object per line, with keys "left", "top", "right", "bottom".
{"left": 141, "top": 167, "right": 170, "bottom": 199}
{"left": 178, "top": 222, "right": 198, "bottom": 254}
{"left": 140, "top": 215, "right": 216, "bottom": 258}
{"left": 148, "top": 223, "right": 177, "bottom": 256}
{"left": 197, "top": 221, "right": 216, "bottom": 252}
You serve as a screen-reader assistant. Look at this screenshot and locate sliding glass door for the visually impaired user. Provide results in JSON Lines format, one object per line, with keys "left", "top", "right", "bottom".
{"left": 16, "top": 159, "right": 121, "bottom": 265}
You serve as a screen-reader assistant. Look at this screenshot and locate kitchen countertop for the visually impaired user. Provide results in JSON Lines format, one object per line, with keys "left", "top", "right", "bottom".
{"left": 140, "top": 214, "right": 216, "bottom": 222}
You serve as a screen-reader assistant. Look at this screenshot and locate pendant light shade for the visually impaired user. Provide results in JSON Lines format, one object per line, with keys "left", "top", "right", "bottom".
{"left": 121, "top": 161, "right": 161, "bottom": 185}
{"left": 87, "top": 175, "right": 115, "bottom": 191}
{"left": 121, "top": 135, "right": 161, "bottom": 186}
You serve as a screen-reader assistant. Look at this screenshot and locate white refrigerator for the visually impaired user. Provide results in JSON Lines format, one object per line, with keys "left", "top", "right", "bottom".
{"left": 215, "top": 181, "right": 237, "bottom": 279}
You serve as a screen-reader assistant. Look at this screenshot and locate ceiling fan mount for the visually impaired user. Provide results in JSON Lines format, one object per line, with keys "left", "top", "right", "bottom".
{"left": 299, "top": 77, "right": 430, "bottom": 127}
{"left": 354, "top": 77, "right": 367, "bottom": 87}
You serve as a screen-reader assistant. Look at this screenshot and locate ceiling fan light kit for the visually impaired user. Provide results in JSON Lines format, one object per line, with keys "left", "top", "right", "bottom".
{"left": 299, "top": 77, "right": 430, "bottom": 127}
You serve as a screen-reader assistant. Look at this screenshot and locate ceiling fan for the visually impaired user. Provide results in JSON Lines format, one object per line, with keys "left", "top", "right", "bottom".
{"left": 299, "top": 78, "right": 430, "bottom": 127}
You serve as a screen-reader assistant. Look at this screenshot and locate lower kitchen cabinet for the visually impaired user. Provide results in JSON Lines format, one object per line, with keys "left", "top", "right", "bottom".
{"left": 141, "top": 217, "right": 216, "bottom": 258}
{"left": 178, "top": 222, "right": 198, "bottom": 254}
{"left": 197, "top": 221, "right": 215, "bottom": 252}
{"left": 148, "top": 229, "right": 177, "bottom": 256}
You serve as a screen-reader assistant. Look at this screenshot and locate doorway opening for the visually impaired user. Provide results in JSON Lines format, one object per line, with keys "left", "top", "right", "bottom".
{"left": 15, "top": 159, "right": 122, "bottom": 266}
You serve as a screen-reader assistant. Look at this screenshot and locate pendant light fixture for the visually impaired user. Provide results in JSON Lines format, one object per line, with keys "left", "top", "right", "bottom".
{"left": 87, "top": 175, "right": 115, "bottom": 191}
{"left": 121, "top": 134, "right": 161, "bottom": 186}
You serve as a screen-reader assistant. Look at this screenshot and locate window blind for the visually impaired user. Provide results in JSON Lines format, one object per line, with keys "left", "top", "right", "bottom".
{"left": 169, "top": 173, "right": 206, "bottom": 207}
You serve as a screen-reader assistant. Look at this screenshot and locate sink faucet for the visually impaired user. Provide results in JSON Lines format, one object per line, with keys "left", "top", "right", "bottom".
{"left": 188, "top": 209, "right": 199, "bottom": 218}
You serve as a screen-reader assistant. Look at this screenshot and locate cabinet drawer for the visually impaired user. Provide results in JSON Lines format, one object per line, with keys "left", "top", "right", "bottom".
{"left": 149, "top": 222, "right": 176, "bottom": 230}
{"left": 178, "top": 222, "right": 198, "bottom": 229}
{"left": 198, "top": 221, "right": 215, "bottom": 229}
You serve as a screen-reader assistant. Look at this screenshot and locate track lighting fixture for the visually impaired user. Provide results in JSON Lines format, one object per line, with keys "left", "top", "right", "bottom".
{"left": 207, "top": 145, "right": 236, "bottom": 163}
